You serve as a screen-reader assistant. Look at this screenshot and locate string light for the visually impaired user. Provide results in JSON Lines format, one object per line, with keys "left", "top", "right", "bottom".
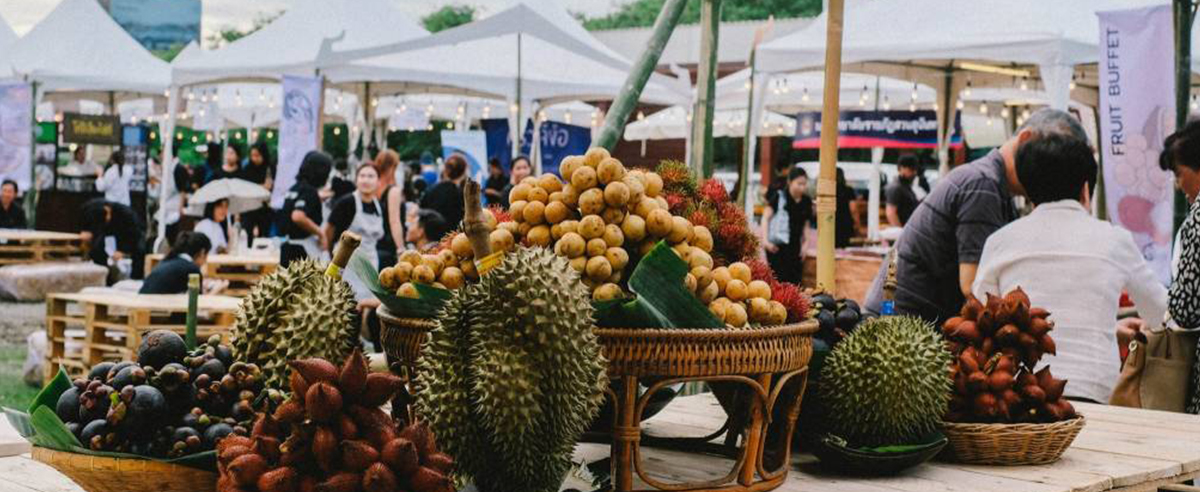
{"left": 267, "top": 131, "right": 274, "bottom": 139}
{"left": 963, "top": 79, "right": 972, "bottom": 98}
{"left": 636, "top": 111, "right": 645, "bottom": 121}
{"left": 333, "top": 127, "right": 342, "bottom": 135}
{"left": 909, "top": 102, "right": 917, "bottom": 112}
{"left": 1001, "top": 107, "right": 1010, "bottom": 118}
{"left": 150, "top": 132, "right": 157, "bottom": 139}
{"left": 1020, "top": 78, "right": 1029, "bottom": 91}
{"left": 447, "top": 122, "right": 454, "bottom": 130}
{"left": 861, "top": 84, "right": 870, "bottom": 101}
{"left": 801, "top": 87, "right": 810, "bottom": 102}
{"left": 986, "top": 118, "right": 993, "bottom": 126}
{"left": 1192, "top": 95, "right": 1198, "bottom": 111}
{"left": 979, "top": 103, "right": 988, "bottom": 115}
{"left": 911, "top": 83, "right": 919, "bottom": 102}
{"left": 372, "top": 98, "right": 379, "bottom": 107}
{"left": 882, "top": 95, "right": 891, "bottom": 111}
{"left": 211, "top": 92, "right": 219, "bottom": 102}
{"left": 564, "top": 112, "right": 572, "bottom": 124}
{"left": 955, "top": 100, "right": 964, "bottom": 110}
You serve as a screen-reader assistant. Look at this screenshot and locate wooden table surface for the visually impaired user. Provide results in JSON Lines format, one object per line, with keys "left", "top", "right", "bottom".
{"left": 146, "top": 253, "right": 278, "bottom": 267}
{"left": 0, "top": 230, "right": 82, "bottom": 242}
{"left": 48, "top": 292, "right": 241, "bottom": 312}
{"left": 2, "top": 393, "right": 1199, "bottom": 492}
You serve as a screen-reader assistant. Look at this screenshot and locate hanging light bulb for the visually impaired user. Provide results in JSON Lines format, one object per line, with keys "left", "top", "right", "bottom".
{"left": 510, "top": 103, "right": 519, "bottom": 114}
{"left": 1069, "top": 73, "right": 1078, "bottom": 91}
{"left": 861, "top": 84, "right": 870, "bottom": 101}
{"left": 426, "top": 124, "right": 434, "bottom": 131}
{"left": 1021, "top": 108, "right": 1031, "bottom": 119}
{"left": 1020, "top": 77, "right": 1029, "bottom": 91}
{"left": 637, "top": 111, "right": 645, "bottom": 120}
{"left": 191, "top": 135, "right": 198, "bottom": 143}
{"left": 54, "top": 113, "right": 63, "bottom": 123}
{"left": 858, "top": 97, "right": 866, "bottom": 107}
{"left": 539, "top": 110, "right": 548, "bottom": 121}
{"left": 1192, "top": 96, "right": 1198, "bottom": 111}
{"left": 1001, "top": 107, "right": 1010, "bottom": 118}
{"left": 745, "top": 80, "right": 752, "bottom": 90}
{"left": 400, "top": 103, "right": 408, "bottom": 112}
{"left": 781, "top": 79, "right": 790, "bottom": 94}
{"left": 150, "top": 131, "right": 157, "bottom": 139}
{"left": 333, "top": 127, "right": 341, "bottom": 135}
{"left": 883, "top": 95, "right": 891, "bottom": 111}
{"left": 911, "top": 83, "right": 919, "bottom": 101}
{"left": 176, "top": 131, "right": 183, "bottom": 139}
{"left": 909, "top": 102, "right": 917, "bottom": 112}
{"left": 252, "top": 130, "right": 259, "bottom": 140}
{"left": 564, "top": 112, "right": 571, "bottom": 124}
{"left": 686, "top": 111, "right": 693, "bottom": 123}
{"left": 963, "top": 80, "right": 972, "bottom": 98}
{"left": 801, "top": 87, "right": 810, "bottom": 102}
{"left": 447, "top": 122, "right": 454, "bottom": 130}
{"left": 200, "top": 93, "right": 209, "bottom": 103}
{"left": 131, "top": 116, "right": 139, "bottom": 124}
{"left": 372, "top": 97, "right": 379, "bottom": 107}
{"left": 986, "top": 118, "right": 993, "bottom": 126}
{"left": 979, "top": 103, "right": 988, "bottom": 114}
{"left": 956, "top": 100, "right": 964, "bottom": 110}
{"left": 212, "top": 92, "right": 219, "bottom": 102}
{"left": 933, "top": 102, "right": 939, "bottom": 112}
{"left": 163, "top": 90, "right": 170, "bottom": 98}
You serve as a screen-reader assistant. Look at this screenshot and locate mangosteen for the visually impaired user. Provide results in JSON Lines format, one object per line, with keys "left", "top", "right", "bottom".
{"left": 835, "top": 306, "right": 861, "bottom": 331}
{"left": 816, "top": 309, "right": 835, "bottom": 333}
{"left": 811, "top": 293, "right": 836, "bottom": 311}
{"left": 105, "top": 361, "right": 136, "bottom": 383}
{"left": 127, "top": 385, "right": 168, "bottom": 426}
{"left": 137, "top": 330, "right": 187, "bottom": 370}
{"left": 87, "top": 362, "right": 116, "bottom": 382}
{"left": 212, "top": 344, "right": 233, "bottom": 368}
{"left": 840, "top": 299, "right": 861, "bottom": 314}
{"left": 203, "top": 423, "right": 233, "bottom": 447}
{"left": 193, "top": 359, "right": 227, "bottom": 382}
{"left": 77, "top": 387, "right": 112, "bottom": 422}
{"left": 65, "top": 422, "right": 81, "bottom": 438}
{"left": 172, "top": 426, "right": 201, "bottom": 444}
{"left": 79, "top": 419, "right": 108, "bottom": 445}
{"left": 55, "top": 387, "right": 81, "bottom": 423}
{"left": 110, "top": 365, "right": 147, "bottom": 390}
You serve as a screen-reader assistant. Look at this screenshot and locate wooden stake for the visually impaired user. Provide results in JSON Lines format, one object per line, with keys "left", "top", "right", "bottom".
{"left": 816, "top": 0, "right": 846, "bottom": 293}
{"left": 690, "top": 0, "right": 722, "bottom": 178}
{"left": 185, "top": 273, "right": 199, "bottom": 351}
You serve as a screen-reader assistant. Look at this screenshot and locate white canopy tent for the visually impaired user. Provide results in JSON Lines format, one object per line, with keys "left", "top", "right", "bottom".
{"left": 624, "top": 106, "right": 797, "bottom": 141}
{"left": 716, "top": 69, "right": 939, "bottom": 115}
{"left": 0, "top": 14, "right": 16, "bottom": 60}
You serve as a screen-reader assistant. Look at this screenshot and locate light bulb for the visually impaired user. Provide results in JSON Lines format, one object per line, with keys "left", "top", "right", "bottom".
{"left": 1020, "top": 79, "right": 1029, "bottom": 91}
{"left": 963, "top": 80, "right": 972, "bottom": 98}
{"left": 564, "top": 112, "right": 572, "bottom": 123}
{"left": 637, "top": 111, "right": 645, "bottom": 120}
{"left": 909, "top": 103, "right": 917, "bottom": 112}
{"left": 883, "top": 96, "right": 891, "bottom": 111}
{"left": 267, "top": 131, "right": 274, "bottom": 139}
{"left": 150, "top": 132, "right": 157, "bottom": 139}
{"left": 1069, "top": 80, "right": 1077, "bottom": 90}
{"left": 979, "top": 103, "right": 988, "bottom": 114}
{"left": 956, "top": 100, "right": 964, "bottom": 110}
{"left": 801, "top": 87, "right": 810, "bottom": 102}
{"left": 986, "top": 118, "right": 993, "bottom": 126}
{"left": 333, "top": 127, "right": 341, "bottom": 135}
{"left": 1001, "top": 107, "right": 1010, "bottom": 118}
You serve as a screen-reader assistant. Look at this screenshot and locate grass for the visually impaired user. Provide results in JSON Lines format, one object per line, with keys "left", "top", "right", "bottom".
{"left": 0, "top": 344, "right": 41, "bottom": 411}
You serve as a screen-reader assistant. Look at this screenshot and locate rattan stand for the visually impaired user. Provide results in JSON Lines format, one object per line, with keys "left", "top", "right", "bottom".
{"left": 596, "top": 321, "right": 818, "bottom": 492}
{"left": 376, "top": 307, "right": 436, "bottom": 421}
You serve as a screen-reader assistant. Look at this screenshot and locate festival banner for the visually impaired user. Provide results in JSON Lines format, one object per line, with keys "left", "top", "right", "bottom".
{"left": 518, "top": 120, "right": 593, "bottom": 176}
{"left": 62, "top": 113, "right": 120, "bottom": 146}
{"left": 440, "top": 130, "right": 489, "bottom": 183}
{"left": 1098, "top": 5, "right": 1175, "bottom": 284}
{"left": 273, "top": 75, "right": 322, "bottom": 208}
{"left": 481, "top": 118, "right": 512, "bottom": 172}
{"left": 0, "top": 83, "right": 32, "bottom": 192}
{"left": 792, "top": 110, "right": 962, "bottom": 149}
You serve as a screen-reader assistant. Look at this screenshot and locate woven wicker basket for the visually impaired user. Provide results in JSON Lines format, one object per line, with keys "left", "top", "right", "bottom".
{"left": 376, "top": 307, "right": 436, "bottom": 372}
{"left": 940, "top": 416, "right": 1086, "bottom": 465}
{"left": 32, "top": 447, "right": 217, "bottom": 492}
{"left": 594, "top": 321, "right": 819, "bottom": 378}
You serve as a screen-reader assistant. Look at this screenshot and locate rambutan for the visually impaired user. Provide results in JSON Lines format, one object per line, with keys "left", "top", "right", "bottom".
{"left": 487, "top": 205, "right": 512, "bottom": 223}
{"left": 665, "top": 193, "right": 687, "bottom": 214}
{"left": 655, "top": 160, "right": 696, "bottom": 195}
{"left": 771, "top": 282, "right": 811, "bottom": 322}
{"left": 688, "top": 209, "right": 716, "bottom": 230}
{"left": 744, "top": 258, "right": 776, "bottom": 283}
{"left": 698, "top": 178, "right": 730, "bottom": 204}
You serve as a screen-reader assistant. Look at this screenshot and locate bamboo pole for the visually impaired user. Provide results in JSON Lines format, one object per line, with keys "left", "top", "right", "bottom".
{"left": 737, "top": 22, "right": 771, "bottom": 209}
{"left": 691, "top": 0, "right": 722, "bottom": 178}
{"left": 185, "top": 273, "right": 199, "bottom": 350}
{"left": 594, "top": 0, "right": 688, "bottom": 151}
{"left": 816, "top": 0, "right": 846, "bottom": 292}
{"left": 1174, "top": 0, "right": 1194, "bottom": 229}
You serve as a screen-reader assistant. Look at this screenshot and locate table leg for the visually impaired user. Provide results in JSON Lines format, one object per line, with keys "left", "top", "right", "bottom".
{"left": 738, "top": 374, "right": 771, "bottom": 486}
{"left": 612, "top": 375, "right": 639, "bottom": 492}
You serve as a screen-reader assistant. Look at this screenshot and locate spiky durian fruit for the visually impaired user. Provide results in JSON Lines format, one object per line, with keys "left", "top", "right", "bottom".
{"left": 820, "top": 315, "right": 952, "bottom": 447}
{"left": 418, "top": 246, "right": 607, "bottom": 492}
{"left": 232, "top": 259, "right": 357, "bottom": 389}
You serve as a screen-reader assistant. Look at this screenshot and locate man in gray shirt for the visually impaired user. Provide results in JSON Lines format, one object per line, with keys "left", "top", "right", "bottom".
{"left": 865, "top": 109, "right": 1090, "bottom": 323}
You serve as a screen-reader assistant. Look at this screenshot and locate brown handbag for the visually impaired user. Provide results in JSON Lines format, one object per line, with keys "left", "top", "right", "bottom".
{"left": 1110, "top": 326, "right": 1198, "bottom": 411}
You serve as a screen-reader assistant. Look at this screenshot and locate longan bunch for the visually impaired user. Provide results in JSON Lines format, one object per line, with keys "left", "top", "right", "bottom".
{"left": 379, "top": 249, "right": 467, "bottom": 297}
{"left": 702, "top": 261, "right": 788, "bottom": 328}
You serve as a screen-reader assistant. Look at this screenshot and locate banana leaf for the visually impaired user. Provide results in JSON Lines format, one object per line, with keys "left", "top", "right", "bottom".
{"left": 349, "top": 250, "right": 451, "bottom": 318}
{"left": 5, "top": 369, "right": 216, "bottom": 471}
{"left": 594, "top": 241, "right": 724, "bottom": 329}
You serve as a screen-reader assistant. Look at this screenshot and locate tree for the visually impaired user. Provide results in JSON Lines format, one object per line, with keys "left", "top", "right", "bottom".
{"left": 151, "top": 43, "right": 188, "bottom": 62}
{"left": 422, "top": 5, "right": 476, "bottom": 33}
{"left": 580, "top": 0, "right": 821, "bottom": 30}
{"left": 206, "top": 11, "right": 283, "bottom": 49}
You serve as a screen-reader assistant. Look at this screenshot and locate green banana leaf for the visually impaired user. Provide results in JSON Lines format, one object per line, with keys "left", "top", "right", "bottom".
{"left": 350, "top": 250, "right": 451, "bottom": 318}
{"left": 5, "top": 369, "right": 216, "bottom": 471}
{"left": 594, "top": 241, "right": 724, "bottom": 329}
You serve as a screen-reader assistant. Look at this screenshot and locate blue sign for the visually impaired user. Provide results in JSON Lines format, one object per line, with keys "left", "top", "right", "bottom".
{"left": 481, "top": 118, "right": 513, "bottom": 172}
{"left": 518, "top": 120, "right": 592, "bottom": 177}
{"left": 794, "top": 110, "right": 963, "bottom": 149}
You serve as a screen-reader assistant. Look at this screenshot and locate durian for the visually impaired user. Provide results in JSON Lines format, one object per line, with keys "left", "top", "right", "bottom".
{"left": 417, "top": 246, "right": 607, "bottom": 492}
{"left": 819, "top": 315, "right": 952, "bottom": 447}
{"left": 231, "top": 259, "right": 357, "bottom": 390}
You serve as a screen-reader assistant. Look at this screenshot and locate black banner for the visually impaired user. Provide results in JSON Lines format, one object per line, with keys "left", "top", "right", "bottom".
{"left": 62, "top": 113, "right": 120, "bottom": 145}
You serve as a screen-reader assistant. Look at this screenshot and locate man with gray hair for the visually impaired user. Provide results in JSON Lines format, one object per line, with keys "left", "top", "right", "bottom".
{"left": 864, "top": 108, "right": 1090, "bottom": 323}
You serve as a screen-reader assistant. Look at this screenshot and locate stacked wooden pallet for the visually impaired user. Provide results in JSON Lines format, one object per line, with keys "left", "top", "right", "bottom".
{"left": 0, "top": 230, "right": 85, "bottom": 265}
{"left": 43, "top": 291, "right": 241, "bottom": 382}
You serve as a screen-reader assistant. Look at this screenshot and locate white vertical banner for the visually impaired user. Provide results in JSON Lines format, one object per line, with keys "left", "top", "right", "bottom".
{"left": 0, "top": 82, "right": 32, "bottom": 192}
{"left": 273, "top": 75, "right": 322, "bottom": 208}
{"left": 440, "top": 130, "right": 489, "bottom": 183}
{"left": 1098, "top": 5, "right": 1176, "bottom": 285}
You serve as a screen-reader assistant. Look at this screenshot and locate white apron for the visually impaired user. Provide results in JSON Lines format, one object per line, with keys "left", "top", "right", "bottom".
{"left": 344, "top": 192, "right": 385, "bottom": 300}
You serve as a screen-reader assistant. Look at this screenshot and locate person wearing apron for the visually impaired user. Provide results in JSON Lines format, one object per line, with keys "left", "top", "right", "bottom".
{"left": 326, "top": 163, "right": 384, "bottom": 300}
{"left": 280, "top": 151, "right": 333, "bottom": 267}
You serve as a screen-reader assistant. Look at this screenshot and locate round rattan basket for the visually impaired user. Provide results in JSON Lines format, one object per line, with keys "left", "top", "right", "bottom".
{"left": 377, "top": 307, "right": 436, "bottom": 372}
{"left": 939, "top": 416, "right": 1086, "bottom": 465}
{"left": 32, "top": 447, "right": 217, "bottom": 492}
{"left": 594, "top": 321, "right": 819, "bottom": 378}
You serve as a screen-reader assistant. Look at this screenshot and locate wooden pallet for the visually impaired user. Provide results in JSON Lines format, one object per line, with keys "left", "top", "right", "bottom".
{"left": 145, "top": 254, "right": 278, "bottom": 297}
{"left": 0, "top": 230, "right": 85, "bottom": 265}
{"left": 44, "top": 291, "right": 241, "bottom": 382}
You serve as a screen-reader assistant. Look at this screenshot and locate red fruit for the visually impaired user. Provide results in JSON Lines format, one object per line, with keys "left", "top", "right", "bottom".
{"left": 346, "top": 404, "right": 394, "bottom": 431}
{"left": 312, "top": 426, "right": 339, "bottom": 473}
{"left": 1004, "top": 286, "right": 1030, "bottom": 309}
{"left": 424, "top": 453, "right": 454, "bottom": 474}
{"left": 1017, "top": 333, "right": 1037, "bottom": 350}
{"left": 984, "top": 293, "right": 1003, "bottom": 319}
{"left": 363, "top": 425, "right": 397, "bottom": 450}
{"left": 256, "top": 467, "right": 298, "bottom": 492}
{"left": 994, "top": 355, "right": 1015, "bottom": 375}
{"left": 278, "top": 434, "right": 310, "bottom": 467}
{"left": 980, "top": 338, "right": 995, "bottom": 358}
{"left": 360, "top": 373, "right": 405, "bottom": 407}
{"left": 408, "top": 466, "right": 454, "bottom": 492}
{"left": 967, "top": 372, "right": 987, "bottom": 393}
{"left": 1017, "top": 372, "right": 1037, "bottom": 388}
{"left": 988, "top": 371, "right": 1013, "bottom": 393}
{"left": 298, "top": 476, "right": 318, "bottom": 492}
{"left": 252, "top": 412, "right": 281, "bottom": 439}
{"left": 960, "top": 295, "right": 983, "bottom": 320}
{"left": 341, "top": 440, "right": 380, "bottom": 471}
{"left": 954, "top": 372, "right": 969, "bottom": 395}
{"left": 399, "top": 421, "right": 437, "bottom": 455}
{"left": 951, "top": 321, "right": 981, "bottom": 344}
{"left": 305, "top": 382, "right": 344, "bottom": 422}
{"left": 273, "top": 398, "right": 304, "bottom": 423}
{"left": 217, "top": 476, "right": 250, "bottom": 492}
{"left": 1029, "top": 307, "right": 1051, "bottom": 319}
{"left": 995, "top": 324, "right": 1020, "bottom": 344}
{"left": 1059, "top": 399, "right": 1077, "bottom": 419}
{"left": 289, "top": 358, "right": 339, "bottom": 384}
{"left": 339, "top": 348, "right": 369, "bottom": 401}
{"left": 699, "top": 178, "right": 730, "bottom": 203}
{"left": 218, "top": 445, "right": 252, "bottom": 467}
{"left": 362, "top": 462, "right": 400, "bottom": 492}
{"left": 1029, "top": 317, "right": 1053, "bottom": 337}
{"left": 770, "top": 282, "right": 810, "bottom": 322}
{"left": 959, "top": 348, "right": 981, "bottom": 373}
{"left": 289, "top": 371, "right": 309, "bottom": 397}
{"left": 228, "top": 454, "right": 268, "bottom": 487}
{"left": 337, "top": 413, "right": 359, "bottom": 440}
{"left": 973, "top": 393, "right": 999, "bottom": 418}
{"left": 253, "top": 435, "right": 281, "bottom": 464}
{"left": 380, "top": 438, "right": 420, "bottom": 477}
{"left": 220, "top": 435, "right": 253, "bottom": 451}
{"left": 1039, "top": 335, "right": 1057, "bottom": 356}
{"left": 942, "top": 316, "right": 963, "bottom": 336}
{"left": 315, "top": 472, "right": 360, "bottom": 492}
{"left": 1000, "top": 389, "right": 1022, "bottom": 407}
{"left": 1020, "top": 384, "right": 1047, "bottom": 404}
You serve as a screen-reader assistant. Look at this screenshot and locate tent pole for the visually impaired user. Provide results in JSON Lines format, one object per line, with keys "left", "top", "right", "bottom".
{"left": 816, "top": 0, "right": 846, "bottom": 293}
{"left": 515, "top": 33, "right": 523, "bottom": 158}
{"left": 594, "top": 0, "right": 688, "bottom": 151}
{"left": 739, "top": 21, "right": 771, "bottom": 212}
{"left": 869, "top": 77, "right": 882, "bottom": 242}
{"left": 690, "top": 0, "right": 721, "bottom": 178}
{"left": 26, "top": 81, "right": 39, "bottom": 228}
{"left": 937, "top": 67, "right": 954, "bottom": 176}
{"left": 158, "top": 85, "right": 180, "bottom": 250}
{"left": 1174, "top": 0, "right": 1195, "bottom": 228}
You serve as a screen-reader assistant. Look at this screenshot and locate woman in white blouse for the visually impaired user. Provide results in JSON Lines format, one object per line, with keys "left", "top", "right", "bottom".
{"left": 192, "top": 198, "right": 229, "bottom": 254}
{"left": 95, "top": 153, "right": 133, "bottom": 206}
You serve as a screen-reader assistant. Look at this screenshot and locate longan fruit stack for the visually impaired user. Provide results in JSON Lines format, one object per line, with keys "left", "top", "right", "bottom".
{"left": 379, "top": 249, "right": 467, "bottom": 297}
{"left": 701, "top": 261, "right": 788, "bottom": 328}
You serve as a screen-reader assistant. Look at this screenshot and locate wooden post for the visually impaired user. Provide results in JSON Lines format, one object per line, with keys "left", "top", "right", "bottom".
{"left": 1174, "top": 0, "right": 1195, "bottom": 228}
{"left": 816, "top": 0, "right": 846, "bottom": 292}
{"left": 594, "top": 0, "right": 689, "bottom": 151}
{"left": 691, "top": 0, "right": 722, "bottom": 178}
{"left": 738, "top": 21, "right": 771, "bottom": 209}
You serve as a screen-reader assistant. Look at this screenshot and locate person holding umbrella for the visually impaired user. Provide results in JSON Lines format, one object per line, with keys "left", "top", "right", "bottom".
{"left": 193, "top": 198, "right": 230, "bottom": 254}
{"left": 184, "top": 174, "right": 272, "bottom": 254}
{"left": 280, "top": 151, "right": 333, "bottom": 267}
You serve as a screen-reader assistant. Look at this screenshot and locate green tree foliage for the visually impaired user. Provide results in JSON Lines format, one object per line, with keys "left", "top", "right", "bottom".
{"left": 206, "top": 11, "right": 283, "bottom": 49}
{"left": 580, "top": 0, "right": 821, "bottom": 30}
{"left": 422, "top": 5, "right": 477, "bottom": 33}
{"left": 151, "top": 43, "right": 187, "bottom": 62}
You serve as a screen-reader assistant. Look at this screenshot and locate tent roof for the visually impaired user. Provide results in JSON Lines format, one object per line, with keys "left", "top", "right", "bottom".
{"left": 0, "top": 13, "right": 16, "bottom": 54}
{"left": 624, "top": 106, "right": 796, "bottom": 141}
{"left": 172, "top": 0, "right": 427, "bottom": 86}
{"left": 318, "top": 0, "right": 686, "bottom": 105}
{"left": 1, "top": 0, "right": 169, "bottom": 94}
{"left": 715, "top": 69, "right": 940, "bottom": 113}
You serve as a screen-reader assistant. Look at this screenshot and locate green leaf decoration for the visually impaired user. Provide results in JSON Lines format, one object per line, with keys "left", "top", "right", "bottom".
{"left": 624, "top": 241, "right": 724, "bottom": 329}
{"left": 16, "top": 368, "right": 216, "bottom": 471}
{"left": 349, "top": 249, "right": 450, "bottom": 318}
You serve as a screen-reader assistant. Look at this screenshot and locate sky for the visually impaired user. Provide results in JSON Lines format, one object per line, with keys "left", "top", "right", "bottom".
{"left": 0, "top": 0, "right": 623, "bottom": 38}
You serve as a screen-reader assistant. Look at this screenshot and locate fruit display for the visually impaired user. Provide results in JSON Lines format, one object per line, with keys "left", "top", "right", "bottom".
{"left": 377, "top": 208, "right": 503, "bottom": 296}
{"left": 819, "top": 316, "right": 952, "bottom": 447}
{"left": 232, "top": 258, "right": 358, "bottom": 390}
{"left": 700, "top": 260, "right": 789, "bottom": 328}
{"left": 216, "top": 349, "right": 454, "bottom": 492}
{"left": 654, "top": 160, "right": 759, "bottom": 265}
{"left": 943, "top": 288, "right": 1078, "bottom": 423}
{"left": 418, "top": 246, "right": 607, "bottom": 492}
{"left": 55, "top": 331, "right": 276, "bottom": 457}
{"left": 809, "top": 291, "right": 866, "bottom": 346}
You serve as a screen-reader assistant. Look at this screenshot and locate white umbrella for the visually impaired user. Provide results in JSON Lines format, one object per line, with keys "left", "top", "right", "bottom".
{"left": 186, "top": 178, "right": 271, "bottom": 216}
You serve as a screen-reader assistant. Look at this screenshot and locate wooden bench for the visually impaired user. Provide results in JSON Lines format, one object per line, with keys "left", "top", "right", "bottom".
{"left": 44, "top": 291, "right": 241, "bottom": 382}
{"left": 145, "top": 253, "right": 278, "bottom": 297}
{"left": 0, "top": 230, "right": 85, "bottom": 265}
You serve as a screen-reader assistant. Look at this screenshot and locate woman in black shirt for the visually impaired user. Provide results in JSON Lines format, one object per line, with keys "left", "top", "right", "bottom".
{"left": 140, "top": 232, "right": 211, "bottom": 294}
{"left": 239, "top": 142, "right": 274, "bottom": 238}
{"left": 280, "top": 151, "right": 332, "bottom": 267}
{"left": 761, "top": 166, "right": 813, "bottom": 284}
{"left": 483, "top": 158, "right": 508, "bottom": 206}
{"left": 419, "top": 154, "right": 468, "bottom": 237}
